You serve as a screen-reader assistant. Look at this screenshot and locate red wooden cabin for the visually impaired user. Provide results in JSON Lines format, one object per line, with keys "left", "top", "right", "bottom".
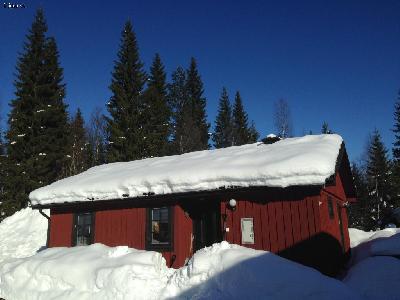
{"left": 30, "top": 135, "right": 356, "bottom": 276}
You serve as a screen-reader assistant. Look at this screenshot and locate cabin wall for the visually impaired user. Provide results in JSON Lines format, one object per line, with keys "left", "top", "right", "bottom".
{"left": 48, "top": 203, "right": 193, "bottom": 268}
{"left": 321, "top": 173, "right": 351, "bottom": 253}
{"left": 94, "top": 207, "right": 146, "bottom": 249}
{"left": 48, "top": 208, "right": 73, "bottom": 247}
{"left": 221, "top": 194, "right": 321, "bottom": 253}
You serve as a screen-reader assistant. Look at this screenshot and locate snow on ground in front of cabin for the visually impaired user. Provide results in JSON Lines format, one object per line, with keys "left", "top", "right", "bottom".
{"left": 29, "top": 134, "right": 343, "bottom": 206}
{"left": 0, "top": 241, "right": 359, "bottom": 300}
{"left": 0, "top": 244, "right": 171, "bottom": 300}
{"left": 162, "top": 242, "right": 358, "bottom": 300}
{"left": 1, "top": 210, "right": 400, "bottom": 299}
{"left": 0, "top": 207, "right": 48, "bottom": 265}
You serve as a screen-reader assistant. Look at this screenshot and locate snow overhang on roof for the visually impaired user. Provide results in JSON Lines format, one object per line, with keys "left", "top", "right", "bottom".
{"left": 29, "top": 134, "right": 344, "bottom": 207}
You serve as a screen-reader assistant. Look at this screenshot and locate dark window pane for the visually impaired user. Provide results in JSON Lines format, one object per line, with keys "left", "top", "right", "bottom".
{"left": 151, "top": 208, "right": 170, "bottom": 245}
{"left": 328, "top": 197, "right": 335, "bottom": 219}
{"left": 75, "top": 213, "right": 93, "bottom": 246}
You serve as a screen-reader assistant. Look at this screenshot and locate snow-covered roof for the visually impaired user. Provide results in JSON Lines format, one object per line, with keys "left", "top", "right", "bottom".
{"left": 29, "top": 134, "right": 344, "bottom": 206}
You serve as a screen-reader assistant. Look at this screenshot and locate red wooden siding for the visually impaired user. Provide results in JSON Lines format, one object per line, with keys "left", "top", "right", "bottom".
{"left": 319, "top": 190, "right": 350, "bottom": 253}
{"left": 49, "top": 204, "right": 192, "bottom": 268}
{"left": 318, "top": 171, "right": 352, "bottom": 253}
{"left": 49, "top": 209, "right": 73, "bottom": 247}
{"left": 94, "top": 207, "right": 146, "bottom": 249}
{"left": 221, "top": 193, "right": 322, "bottom": 254}
{"left": 324, "top": 171, "right": 347, "bottom": 201}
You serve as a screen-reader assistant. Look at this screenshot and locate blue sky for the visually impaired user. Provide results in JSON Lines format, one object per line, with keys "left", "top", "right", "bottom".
{"left": 0, "top": 0, "right": 399, "bottom": 161}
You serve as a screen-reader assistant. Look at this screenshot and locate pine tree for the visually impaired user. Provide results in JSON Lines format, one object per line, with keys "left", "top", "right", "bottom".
{"left": 106, "top": 21, "right": 146, "bottom": 162}
{"left": 232, "top": 91, "right": 259, "bottom": 145}
{"left": 391, "top": 90, "right": 400, "bottom": 207}
{"left": 65, "top": 109, "right": 89, "bottom": 176}
{"left": 168, "top": 67, "right": 187, "bottom": 154}
{"left": 142, "top": 53, "right": 170, "bottom": 157}
{"left": 184, "top": 57, "right": 210, "bottom": 151}
{"left": 321, "top": 122, "right": 332, "bottom": 134}
{"left": 348, "top": 162, "right": 369, "bottom": 229}
{"left": 213, "top": 88, "right": 233, "bottom": 148}
{"left": 0, "top": 130, "right": 4, "bottom": 156}
{"left": 365, "top": 130, "right": 393, "bottom": 228}
{"left": 5, "top": 9, "right": 69, "bottom": 210}
{"left": 248, "top": 121, "right": 260, "bottom": 142}
{"left": 0, "top": 130, "right": 7, "bottom": 221}
{"left": 393, "top": 91, "right": 400, "bottom": 160}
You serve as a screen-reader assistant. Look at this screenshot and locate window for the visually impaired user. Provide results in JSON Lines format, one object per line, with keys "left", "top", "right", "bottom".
{"left": 73, "top": 212, "right": 94, "bottom": 246}
{"left": 146, "top": 207, "right": 173, "bottom": 251}
{"left": 328, "top": 197, "right": 335, "bottom": 219}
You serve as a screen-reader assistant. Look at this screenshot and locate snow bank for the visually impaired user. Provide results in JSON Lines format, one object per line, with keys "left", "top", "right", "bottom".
{"left": 344, "top": 256, "right": 400, "bottom": 300}
{"left": 4, "top": 211, "right": 399, "bottom": 299}
{"left": 345, "top": 230, "right": 400, "bottom": 300}
{"left": 349, "top": 227, "right": 400, "bottom": 248}
{"left": 0, "top": 241, "right": 360, "bottom": 300}
{"left": 0, "top": 207, "right": 48, "bottom": 264}
{"left": 30, "top": 134, "right": 343, "bottom": 206}
{"left": 164, "top": 241, "right": 359, "bottom": 300}
{"left": 348, "top": 228, "right": 400, "bottom": 265}
{"left": 0, "top": 244, "right": 170, "bottom": 300}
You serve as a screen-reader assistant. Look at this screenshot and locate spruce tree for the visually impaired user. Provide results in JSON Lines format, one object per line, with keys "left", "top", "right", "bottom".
{"left": 142, "top": 53, "right": 170, "bottom": 157}
{"left": 321, "top": 122, "right": 332, "bottom": 134}
{"left": 248, "top": 121, "right": 260, "bottom": 143}
{"left": 365, "top": 130, "right": 393, "bottom": 228}
{"left": 391, "top": 90, "right": 400, "bottom": 207}
{"left": 184, "top": 57, "right": 210, "bottom": 151}
{"left": 213, "top": 87, "right": 233, "bottom": 148}
{"left": 106, "top": 21, "right": 146, "bottom": 162}
{"left": 5, "top": 9, "right": 69, "bottom": 210}
{"left": 0, "top": 130, "right": 4, "bottom": 156}
{"left": 393, "top": 91, "right": 400, "bottom": 160}
{"left": 0, "top": 130, "right": 7, "bottom": 221}
{"left": 348, "top": 162, "right": 369, "bottom": 229}
{"left": 65, "top": 109, "right": 89, "bottom": 176}
{"left": 168, "top": 66, "right": 188, "bottom": 154}
{"left": 232, "top": 91, "right": 259, "bottom": 145}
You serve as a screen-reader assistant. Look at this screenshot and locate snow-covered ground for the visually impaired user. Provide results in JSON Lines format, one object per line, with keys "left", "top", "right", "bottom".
{"left": 344, "top": 228, "right": 400, "bottom": 300}
{"left": 0, "top": 209, "right": 399, "bottom": 299}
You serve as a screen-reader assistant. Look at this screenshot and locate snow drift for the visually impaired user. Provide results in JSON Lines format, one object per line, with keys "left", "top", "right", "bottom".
{"left": 162, "top": 242, "right": 358, "bottom": 300}
{"left": 348, "top": 227, "right": 400, "bottom": 265}
{"left": 0, "top": 244, "right": 170, "bottom": 300}
{"left": 0, "top": 207, "right": 48, "bottom": 265}
{"left": 344, "top": 228, "right": 400, "bottom": 300}
{"left": 29, "top": 134, "right": 343, "bottom": 206}
{"left": 0, "top": 242, "right": 359, "bottom": 300}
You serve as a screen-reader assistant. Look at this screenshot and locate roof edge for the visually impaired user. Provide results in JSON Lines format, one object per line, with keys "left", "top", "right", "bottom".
{"left": 31, "top": 184, "right": 324, "bottom": 210}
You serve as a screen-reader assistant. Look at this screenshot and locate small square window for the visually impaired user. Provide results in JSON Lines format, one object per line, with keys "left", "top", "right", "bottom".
{"left": 146, "top": 207, "right": 173, "bottom": 251}
{"left": 328, "top": 197, "right": 335, "bottom": 219}
{"left": 73, "top": 212, "right": 94, "bottom": 246}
